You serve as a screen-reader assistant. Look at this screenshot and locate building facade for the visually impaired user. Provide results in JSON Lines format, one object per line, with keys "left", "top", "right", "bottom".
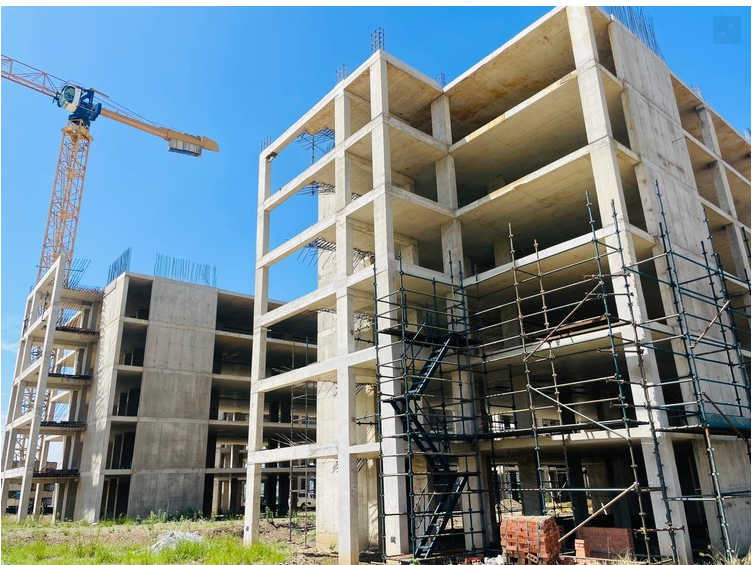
{"left": 2, "top": 264, "right": 317, "bottom": 521}
{"left": 245, "top": 6, "right": 750, "bottom": 565}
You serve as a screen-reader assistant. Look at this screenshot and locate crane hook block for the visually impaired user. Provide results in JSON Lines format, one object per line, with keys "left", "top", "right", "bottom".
{"left": 55, "top": 85, "right": 102, "bottom": 126}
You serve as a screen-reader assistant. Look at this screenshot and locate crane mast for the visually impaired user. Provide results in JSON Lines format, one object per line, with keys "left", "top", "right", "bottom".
{"left": 39, "top": 120, "right": 91, "bottom": 282}
{"left": 1, "top": 55, "right": 218, "bottom": 285}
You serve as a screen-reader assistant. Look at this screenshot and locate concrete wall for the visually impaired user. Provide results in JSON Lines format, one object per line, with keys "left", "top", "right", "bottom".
{"left": 611, "top": 19, "right": 750, "bottom": 559}
{"left": 75, "top": 276, "right": 127, "bottom": 521}
{"left": 128, "top": 278, "right": 216, "bottom": 517}
{"left": 693, "top": 438, "right": 751, "bottom": 554}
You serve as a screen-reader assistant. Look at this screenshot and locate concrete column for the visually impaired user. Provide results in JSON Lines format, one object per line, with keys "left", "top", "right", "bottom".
{"left": 370, "top": 56, "right": 392, "bottom": 191}
{"left": 62, "top": 481, "right": 76, "bottom": 520}
{"left": 371, "top": 54, "right": 409, "bottom": 558}
{"left": 316, "top": 382, "right": 338, "bottom": 548}
{"left": 493, "top": 240, "right": 512, "bottom": 268}
{"left": 2, "top": 404, "right": 20, "bottom": 472}
{"left": 70, "top": 433, "right": 83, "bottom": 470}
{"left": 280, "top": 403, "right": 291, "bottom": 424}
{"left": 335, "top": 154, "right": 352, "bottom": 211}
{"left": 694, "top": 105, "right": 737, "bottom": 212}
{"left": 244, "top": 153, "right": 273, "bottom": 544}
{"left": 1, "top": 479, "right": 12, "bottom": 518}
{"left": 566, "top": 453, "right": 589, "bottom": 525}
{"left": 230, "top": 477, "right": 241, "bottom": 515}
{"left": 372, "top": 119, "right": 392, "bottom": 190}
{"left": 431, "top": 95, "right": 452, "bottom": 144}
{"left": 399, "top": 243, "right": 419, "bottom": 266}
{"left": 211, "top": 446, "right": 222, "bottom": 515}
{"left": 268, "top": 401, "right": 279, "bottom": 423}
{"left": 708, "top": 161, "right": 738, "bottom": 219}
{"left": 337, "top": 367, "right": 359, "bottom": 564}
{"left": 606, "top": 456, "right": 633, "bottom": 528}
{"left": 436, "top": 156, "right": 458, "bottom": 209}
{"left": 221, "top": 480, "right": 230, "bottom": 514}
{"left": 370, "top": 55, "right": 389, "bottom": 121}
{"left": 335, "top": 91, "right": 352, "bottom": 146}
{"left": 335, "top": 91, "right": 353, "bottom": 213}
{"left": 567, "top": 6, "right": 599, "bottom": 67}
{"left": 692, "top": 106, "right": 750, "bottom": 278}
{"left": 32, "top": 483, "right": 43, "bottom": 518}
{"left": 511, "top": 375, "right": 532, "bottom": 430}
{"left": 334, "top": 113, "right": 359, "bottom": 558}
{"left": 500, "top": 303, "right": 521, "bottom": 350}
{"left": 432, "top": 95, "right": 457, "bottom": 211}
{"left": 51, "top": 481, "right": 61, "bottom": 522}
{"left": 74, "top": 389, "right": 86, "bottom": 422}
{"left": 518, "top": 454, "right": 543, "bottom": 515}
{"left": 212, "top": 478, "right": 220, "bottom": 516}
{"left": 337, "top": 219, "right": 354, "bottom": 280}
{"left": 18, "top": 262, "right": 64, "bottom": 521}
{"left": 641, "top": 438, "right": 693, "bottom": 564}
{"left": 452, "top": 370, "right": 484, "bottom": 551}
{"left": 586, "top": 461, "right": 612, "bottom": 516}
{"left": 266, "top": 474, "right": 278, "bottom": 515}
{"left": 571, "top": 4, "right": 676, "bottom": 435}
{"left": 441, "top": 220, "right": 464, "bottom": 278}
{"left": 31, "top": 440, "right": 52, "bottom": 517}
{"left": 727, "top": 224, "right": 751, "bottom": 278}
{"left": 278, "top": 477, "right": 290, "bottom": 516}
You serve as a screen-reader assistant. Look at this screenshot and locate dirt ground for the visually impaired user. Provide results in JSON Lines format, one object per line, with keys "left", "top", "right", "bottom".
{"left": 1, "top": 516, "right": 380, "bottom": 565}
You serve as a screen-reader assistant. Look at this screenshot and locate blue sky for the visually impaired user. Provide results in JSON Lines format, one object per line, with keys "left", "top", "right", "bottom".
{"left": 2, "top": 7, "right": 750, "bottom": 424}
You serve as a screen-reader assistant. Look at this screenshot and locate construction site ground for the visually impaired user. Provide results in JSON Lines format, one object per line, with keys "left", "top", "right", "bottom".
{"left": 0, "top": 515, "right": 379, "bottom": 565}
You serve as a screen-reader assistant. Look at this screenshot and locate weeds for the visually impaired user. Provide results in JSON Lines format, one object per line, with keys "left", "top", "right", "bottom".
{"left": 1, "top": 526, "right": 290, "bottom": 565}
{"left": 702, "top": 549, "right": 752, "bottom": 565}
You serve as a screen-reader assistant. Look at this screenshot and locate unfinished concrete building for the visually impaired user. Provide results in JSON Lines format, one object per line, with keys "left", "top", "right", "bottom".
{"left": 2, "top": 262, "right": 317, "bottom": 521}
{"left": 244, "top": 6, "right": 750, "bottom": 565}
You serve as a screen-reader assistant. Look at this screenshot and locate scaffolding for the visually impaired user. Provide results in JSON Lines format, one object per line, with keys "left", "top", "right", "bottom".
{"left": 372, "top": 185, "right": 749, "bottom": 563}
{"left": 375, "top": 258, "right": 486, "bottom": 560}
{"left": 464, "top": 198, "right": 662, "bottom": 560}
{"left": 613, "top": 181, "right": 751, "bottom": 557}
{"left": 288, "top": 378, "right": 316, "bottom": 546}
{"left": 473, "top": 187, "right": 749, "bottom": 561}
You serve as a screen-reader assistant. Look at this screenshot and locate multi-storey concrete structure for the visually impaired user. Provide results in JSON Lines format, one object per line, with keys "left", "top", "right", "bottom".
{"left": 245, "top": 6, "right": 750, "bottom": 565}
{"left": 2, "top": 263, "right": 317, "bottom": 521}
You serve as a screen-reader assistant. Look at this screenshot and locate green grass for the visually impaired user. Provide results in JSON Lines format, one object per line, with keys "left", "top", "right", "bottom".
{"left": 155, "top": 537, "right": 290, "bottom": 565}
{"left": 1, "top": 534, "right": 290, "bottom": 565}
{"left": 1, "top": 538, "right": 142, "bottom": 564}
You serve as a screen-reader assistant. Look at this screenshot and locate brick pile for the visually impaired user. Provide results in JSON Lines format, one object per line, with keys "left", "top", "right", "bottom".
{"left": 577, "top": 527, "right": 634, "bottom": 558}
{"left": 500, "top": 516, "right": 561, "bottom": 565}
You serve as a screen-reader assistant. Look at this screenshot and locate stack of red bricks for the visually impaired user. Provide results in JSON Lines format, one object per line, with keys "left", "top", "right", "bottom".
{"left": 500, "top": 516, "right": 561, "bottom": 565}
{"left": 577, "top": 527, "right": 634, "bottom": 559}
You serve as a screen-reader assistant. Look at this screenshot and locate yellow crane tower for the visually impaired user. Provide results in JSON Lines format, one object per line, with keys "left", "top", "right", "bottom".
{"left": 1, "top": 56, "right": 219, "bottom": 284}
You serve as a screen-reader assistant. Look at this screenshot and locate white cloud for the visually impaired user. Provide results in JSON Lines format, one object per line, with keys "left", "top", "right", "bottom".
{"left": 1, "top": 340, "right": 19, "bottom": 353}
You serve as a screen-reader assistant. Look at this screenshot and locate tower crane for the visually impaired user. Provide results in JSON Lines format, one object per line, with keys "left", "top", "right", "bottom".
{"left": 1, "top": 55, "right": 219, "bottom": 284}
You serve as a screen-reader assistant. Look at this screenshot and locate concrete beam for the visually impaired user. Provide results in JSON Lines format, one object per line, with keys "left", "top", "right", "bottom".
{"left": 258, "top": 267, "right": 371, "bottom": 329}
{"left": 256, "top": 348, "right": 376, "bottom": 393}
{"left": 246, "top": 443, "right": 337, "bottom": 465}
{"left": 259, "top": 216, "right": 337, "bottom": 269}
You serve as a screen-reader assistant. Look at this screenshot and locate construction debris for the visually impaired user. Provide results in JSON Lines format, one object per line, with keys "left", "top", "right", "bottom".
{"left": 150, "top": 531, "right": 203, "bottom": 553}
